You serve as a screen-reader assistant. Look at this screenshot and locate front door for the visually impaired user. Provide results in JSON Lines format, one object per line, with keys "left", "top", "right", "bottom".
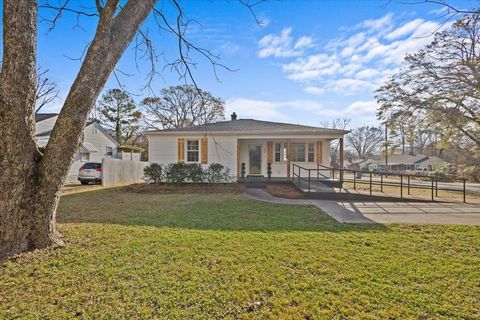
{"left": 249, "top": 145, "right": 262, "bottom": 175}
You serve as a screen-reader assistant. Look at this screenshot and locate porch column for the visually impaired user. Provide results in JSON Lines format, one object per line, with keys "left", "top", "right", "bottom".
{"left": 287, "top": 138, "right": 291, "bottom": 179}
{"left": 339, "top": 137, "right": 344, "bottom": 180}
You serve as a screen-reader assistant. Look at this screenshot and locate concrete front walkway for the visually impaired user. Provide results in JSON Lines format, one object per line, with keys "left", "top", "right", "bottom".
{"left": 245, "top": 188, "right": 480, "bottom": 225}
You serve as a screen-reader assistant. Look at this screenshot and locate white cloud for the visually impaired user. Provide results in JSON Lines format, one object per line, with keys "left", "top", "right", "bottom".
{"left": 355, "top": 68, "right": 380, "bottom": 79}
{"left": 226, "top": 98, "right": 287, "bottom": 120}
{"left": 265, "top": 13, "right": 447, "bottom": 97}
{"left": 257, "top": 28, "right": 313, "bottom": 58}
{"left": 346, "top": 100, "right": 378, "bottom": 113}
{"left": 304, "top": 86, "right": 325, "bottom": 95}
{"left": 385, "top": 18, "right": 425, "bottom": 40}
{"left": 282, "top": 54, "right": 341, "bottom": 81}
{"left": 360, "top": 13, "right": 394, "bottom": 32}
{"left": 226, "top": 97, "right": 380, "bottom": 125}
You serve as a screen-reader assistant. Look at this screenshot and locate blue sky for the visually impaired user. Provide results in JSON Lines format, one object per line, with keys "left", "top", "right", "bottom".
{"left": 1, "top": 0, "right": 474, "bottom": 128}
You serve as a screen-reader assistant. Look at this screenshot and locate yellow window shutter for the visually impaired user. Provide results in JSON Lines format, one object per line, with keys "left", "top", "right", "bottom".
{"left": 201, "top": 138, "right": 208, "bottom": 164}
{"left": 267, "top": 141, "right": 273, "bottom": 163}
{"left": 316, "top": 141, "right": 323, "bottom": 165}
{"left": 178, "top": 138, "right": 185, "bottom": 163}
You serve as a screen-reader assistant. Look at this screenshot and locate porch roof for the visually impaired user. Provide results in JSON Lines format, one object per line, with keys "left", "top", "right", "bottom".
{"left": 146, "top": 119, "right": 349, "bottom": 136}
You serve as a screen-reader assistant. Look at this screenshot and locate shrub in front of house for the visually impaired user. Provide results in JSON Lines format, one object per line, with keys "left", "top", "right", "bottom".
{"left": 186, "top": 163, "right": 205, "bottom": 183}
{"left": 143, "top": 163, "right": 163, "bottom": 183}
{"left": 164, "top": 163, "right": 189, "bottom": 184}
{"left": 206, "top": 163, "right": 230, "bottom": 183}
{"left": 143, "top": 162, "right": 231, "bottom": 184}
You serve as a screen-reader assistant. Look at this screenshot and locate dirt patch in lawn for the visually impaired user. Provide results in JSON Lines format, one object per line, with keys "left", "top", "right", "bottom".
{"left": 124, "top": 183, "right": 245, "bottom": 194}
{"left": 265, "top": 184, "right": 304, "bottom": 199}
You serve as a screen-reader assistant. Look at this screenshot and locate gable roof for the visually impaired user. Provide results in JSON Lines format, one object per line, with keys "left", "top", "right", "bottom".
{"left": 35, "top": 113, "right": 58, "bottom": 122}
{"left": 147, "top": 119, "right": 348, "bottom": 136}
{"left": 34, "top": 119, "right": 118, "bottom": 146}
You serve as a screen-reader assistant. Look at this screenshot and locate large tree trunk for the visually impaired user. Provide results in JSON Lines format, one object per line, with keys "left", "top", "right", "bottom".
{"left": 1, "top": 0, "right": 156, "bottom": 260}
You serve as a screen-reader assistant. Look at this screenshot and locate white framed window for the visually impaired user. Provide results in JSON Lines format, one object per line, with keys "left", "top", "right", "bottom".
{"left": 80, "top": 152, "right": 90, "bottom": 162}
{"left": 106, "top": 146, "right": 113, "bottom": 157}
{"left": 307, "top": 143, "right": 315, "bottom": 162}
{"left": 291, "top": 143, "right": 306, "bottom": 162}
{"left": 91, "top": 125, "right": 98, "bottom": 134}
{"left": 187, "top": 140, "right": 199, "bottom": 162}
{"left": 274, "top": 142, "right": 287, "bottom": 162}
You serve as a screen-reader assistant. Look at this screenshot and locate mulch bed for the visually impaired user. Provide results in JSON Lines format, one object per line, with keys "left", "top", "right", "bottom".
{"left": 265, "top": 184, "right": 304, "bottom": 199}
{"left": 123, "top": 183, "right": 245, "bottom": 194}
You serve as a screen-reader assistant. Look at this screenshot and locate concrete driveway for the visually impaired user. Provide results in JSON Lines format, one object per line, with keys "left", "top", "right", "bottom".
{"left": 246, "top": 188, "right": 480, "bottom": 226}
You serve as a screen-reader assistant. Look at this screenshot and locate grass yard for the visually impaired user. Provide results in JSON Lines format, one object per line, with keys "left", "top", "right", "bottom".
{"left": 1, "top": 188, "right": 480, "bottom": 319}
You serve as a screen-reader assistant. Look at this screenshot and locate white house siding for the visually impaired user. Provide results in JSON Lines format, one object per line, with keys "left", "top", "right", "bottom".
{"left": 66, "top": 124, "right": 118, "bottom": 182}
{"left": 35, "top": 116, "right": 58, "bottom": 135}
{"left": 148, "top": 135, "right": 180, "bottom": 166}
{"left": 207, "top": 135, "right": 237, "bottom": 177}
{"left": 34, "top": 120, "right": 118, "bottom": 182}
{"left": 148, "top": 134, "right": 238, "bottom": 178}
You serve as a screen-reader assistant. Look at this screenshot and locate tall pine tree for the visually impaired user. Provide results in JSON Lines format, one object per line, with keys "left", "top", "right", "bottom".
{"left": 97, "top": 89, "right": 142, "bottom": 145}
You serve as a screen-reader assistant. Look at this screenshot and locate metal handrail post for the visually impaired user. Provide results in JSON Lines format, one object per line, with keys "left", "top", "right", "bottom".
{"left": 435, "top": 176, "right": 438, "bottom": 197}
{"left": 431, "top": 177, "right": 434, "bottom": 201}
{"left": 463, "top": 179, "right": 466, "bottom": 203}
{"left": 400, "top": 175, "right": 403, "bottom": 199}
{"left": 380, "top": 173, "right": 383, "bottom": 192}
{"left": 298, "top": 166, "right": 301, "bottom": 188}
{"left": 353, "top": 170, "right": 356, "bottom": 190}
{"left": 407, "top": 175, "right": 410, "bottom": 195}
{"left": 308, "top": 170, "right": 311, "bottom": 193}
{"left": 369, "top": 172, "right": 372, "bottom": 195}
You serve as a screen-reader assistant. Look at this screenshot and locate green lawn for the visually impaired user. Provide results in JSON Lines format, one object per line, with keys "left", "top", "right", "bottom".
{"left": 1, "top": 188, "right": 480, "bottom": 319}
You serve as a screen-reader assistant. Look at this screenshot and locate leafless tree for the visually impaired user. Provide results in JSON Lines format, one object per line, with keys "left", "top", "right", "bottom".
{"left": 141, "top": 85, "right": 225, "bottom": 129}
{"left": 0, "top": 0, "right": 266, "bottom": 259}
{"left": 320, "top": 118, "right": 351, "bottom": 167}
{"left": 345, "top": 126, "right": 383, "bottom": 159}
{"left": 376, "top": 13, "right": 480, "bottom": 150}
{"left": 35, "top": 67, "right": 60, "bottom": 113}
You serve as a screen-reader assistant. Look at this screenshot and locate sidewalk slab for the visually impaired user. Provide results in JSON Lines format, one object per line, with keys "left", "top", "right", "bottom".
{"left": 245, "top": 188, "right": 480, "bottom": 226}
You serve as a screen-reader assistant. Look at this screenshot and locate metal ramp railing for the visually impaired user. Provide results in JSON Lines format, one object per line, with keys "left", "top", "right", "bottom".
{"left": 291, "top": 164, "right": 468, "bottom": 203}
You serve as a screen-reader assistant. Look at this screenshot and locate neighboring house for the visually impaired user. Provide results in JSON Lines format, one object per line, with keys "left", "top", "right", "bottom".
{"left": 346, "top": 158, "right": 377, "bottom": 171}
{"left": 146, "top": 113, "right": 348, "bottom": 180}
{"left": 35, "top": 114, "right": 118, "bottom": 182}
{"left": 365, "top": 154, "right": 446, "bottom": 172}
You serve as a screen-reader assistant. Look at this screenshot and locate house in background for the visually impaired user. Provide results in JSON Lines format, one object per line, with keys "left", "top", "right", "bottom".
{"left": 35, "top": 114, "right": 118, "bottom": 182}
{"left": 146, "top": 113, "right": 348, "bottom": 180}
{"left": 357, "top": 154, "right": 447, "bottom": 173}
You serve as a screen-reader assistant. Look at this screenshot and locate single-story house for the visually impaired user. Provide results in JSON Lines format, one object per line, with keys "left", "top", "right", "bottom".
{"left": 365, "top": 154, "right": 446, "bottom": 172}
{"left": 35, "top": 113, "right": 118, "bottom": 182}
{"left": 146, "top": 113, "right": 348, "bottom": 180}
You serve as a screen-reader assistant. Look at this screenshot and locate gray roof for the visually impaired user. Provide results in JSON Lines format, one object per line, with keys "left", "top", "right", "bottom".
{"left": 147, "top": 119, "right": 348, "bottom": 135}
{"left": 36, "top": 129, "right": 52, "bottom": 137}
{"left": 35, "top": 113, "right": 58, "bottom": 122}
{"left": 377, "top": 154, "right": 445, "bottom": 165}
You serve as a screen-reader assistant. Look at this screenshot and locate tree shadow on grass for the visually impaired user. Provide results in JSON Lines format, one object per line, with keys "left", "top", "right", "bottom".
{"left": 57, "top": 189, "right": 388, "bottom": 233}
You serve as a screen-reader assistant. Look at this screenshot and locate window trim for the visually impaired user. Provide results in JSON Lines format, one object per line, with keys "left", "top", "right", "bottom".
{"left": 106, "top": 146, "right": 113, "bottom": 157}
{"left": 80, "top": 152, "right": 90, "bottom": 162}
{"left": 186, "top": 139, "right": 200, "bottom": 163}
{"left": 274, "top": 142, "right": 288, "bottom": 163}
{"left": 307, "top": 143, "right": 315, "bottom": 163}
{"left": 290, "top": 142, "right": 306, "bottom": 162}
